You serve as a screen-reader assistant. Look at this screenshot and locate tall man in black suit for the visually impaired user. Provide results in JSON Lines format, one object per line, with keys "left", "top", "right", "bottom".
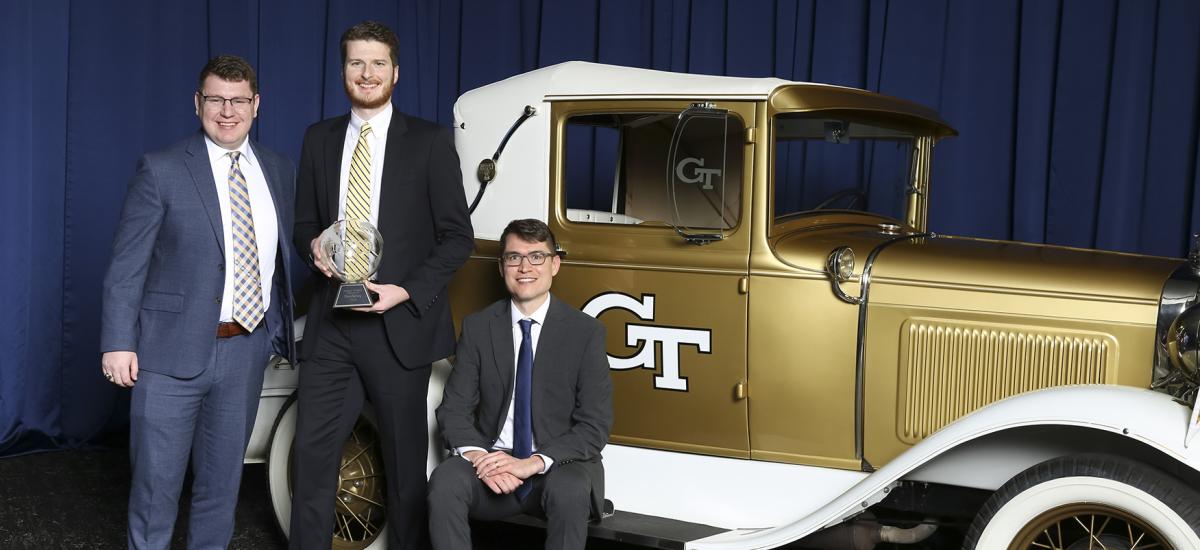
{"left": 429, "top": 219, "right": 613, "bottom": 550}
{"left": 290, "top": 20, "right": 473, "bottom": 550}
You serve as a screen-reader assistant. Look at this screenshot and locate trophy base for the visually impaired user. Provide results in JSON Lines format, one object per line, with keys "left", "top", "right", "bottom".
{"left": 333, "top": 282, "right": 375, "bottom": 308}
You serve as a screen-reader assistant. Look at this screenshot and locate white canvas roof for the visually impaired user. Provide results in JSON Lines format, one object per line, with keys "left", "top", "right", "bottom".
{"left": 460, "top": 60, "right": 811, "bottom": 102}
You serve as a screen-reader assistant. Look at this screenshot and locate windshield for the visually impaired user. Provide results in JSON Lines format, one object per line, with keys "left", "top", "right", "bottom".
{"left": 773, "top": 113, "right": 917, "bottom": 223}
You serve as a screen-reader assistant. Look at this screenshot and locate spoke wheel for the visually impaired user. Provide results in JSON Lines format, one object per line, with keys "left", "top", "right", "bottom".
{"left": 267, "top": 398, "right": 389, "bottom": 550}
{"left": 1009, "top": 503, "right": 1171, "bottom": 550}
{"left": 964, "top": 454, "right": 1200, "bottom": 550}
{"left": 328, "top": 417, "right": 387, "bottom": 549}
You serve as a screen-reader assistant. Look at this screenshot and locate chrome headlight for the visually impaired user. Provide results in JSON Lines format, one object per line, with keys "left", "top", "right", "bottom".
{"left": 1167, "top": 304, "right": 1200, "bottom": 380}
{"left": 1155, "top": 244, "right": 1200, "bottom": 404}
{"left": 826, "top": 246, "right": 856, "bottom": 282}
{"left": 826, "top": 247, "right": 862, "bottom": 305}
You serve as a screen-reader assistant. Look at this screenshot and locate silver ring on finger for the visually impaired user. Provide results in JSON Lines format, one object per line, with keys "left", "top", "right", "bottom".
{"left": 104, "top": 371, "right": 114, "bottom": 382}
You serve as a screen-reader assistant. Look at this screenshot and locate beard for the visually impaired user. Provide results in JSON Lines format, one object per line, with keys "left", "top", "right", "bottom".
{"left": 344, "top": 76, "right": 394, "bottom": 111}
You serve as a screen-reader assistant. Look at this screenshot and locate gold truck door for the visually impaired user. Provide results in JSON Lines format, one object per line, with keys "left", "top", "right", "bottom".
{"left": 546, "top": 101, "right": 754, "bottom": 458}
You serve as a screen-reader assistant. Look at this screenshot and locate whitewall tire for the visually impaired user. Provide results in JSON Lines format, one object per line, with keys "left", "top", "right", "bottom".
{"left": 964, "top": 454, "right": 1200, "bottom": 550}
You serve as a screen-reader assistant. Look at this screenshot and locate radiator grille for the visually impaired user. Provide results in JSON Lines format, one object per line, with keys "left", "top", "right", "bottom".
{"left": 898, "top": 319, "right": 1113, "bottom": 443}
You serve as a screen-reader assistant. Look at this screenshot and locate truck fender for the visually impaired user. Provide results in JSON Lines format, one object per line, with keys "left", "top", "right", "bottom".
{"left": 689, "top": 385, "right": 1200, "bottom": 549}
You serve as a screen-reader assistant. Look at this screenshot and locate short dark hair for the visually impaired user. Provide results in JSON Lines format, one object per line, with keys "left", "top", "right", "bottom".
{"left": 197, "top": 55, "right": 258, "bottom": 94}
{"left": 341, "top": 20, "right": 399, "bottom": 66}
{"left": 500, "top": 219, "right": 558, "bottom": 255}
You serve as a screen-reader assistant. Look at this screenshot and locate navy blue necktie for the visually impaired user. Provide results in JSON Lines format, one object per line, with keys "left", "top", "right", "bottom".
{"left": 514, "top": 319, "right": 535, "bottom": 499}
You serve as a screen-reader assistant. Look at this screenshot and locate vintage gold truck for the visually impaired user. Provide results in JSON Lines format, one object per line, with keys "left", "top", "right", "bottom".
{"left": 252, "top": 62, "right": 1200, "bottom": 550}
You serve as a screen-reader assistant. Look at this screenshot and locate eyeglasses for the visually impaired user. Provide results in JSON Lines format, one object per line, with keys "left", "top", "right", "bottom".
{"left": 199, "top": 94, "right": 256, "bottom": 110}
{"left": 500, "top": 251, "right": 554, "bottom": 267}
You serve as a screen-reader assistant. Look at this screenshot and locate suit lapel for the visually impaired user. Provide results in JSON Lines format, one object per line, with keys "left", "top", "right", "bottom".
{"left": 250, "top": 140, "right": 289, "bottom": 263}
{"left": 249, "top": 140, "right": 281, "bottom": 225}
{"left": 376, "top": 110, "right": 408, "bottom": 239}
{"left": 324, "top": 116, "right": 350, "bottom": 223}
{"left": 489, "top": 301, "right": 515, "bottom": 436}
{"left": 185, "top": 132, "right": 224, "bottom": 257}
{"left": 533, "top": 297, "right": 566, "bottom": 409}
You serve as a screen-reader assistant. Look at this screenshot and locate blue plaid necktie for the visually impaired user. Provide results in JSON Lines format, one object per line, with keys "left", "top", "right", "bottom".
{"left": 227, "top": 151, "right": 264, "bottom": 331}
{"left": 514, "top": 318, "right": 535, "bottom": 499}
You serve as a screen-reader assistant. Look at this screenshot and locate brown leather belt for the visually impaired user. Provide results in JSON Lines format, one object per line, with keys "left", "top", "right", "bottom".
{"left": 217, "top": 321, "right": 251, "bottom": 338}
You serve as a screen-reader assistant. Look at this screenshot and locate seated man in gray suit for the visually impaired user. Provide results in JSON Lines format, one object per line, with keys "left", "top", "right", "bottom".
{"left": 429, "top": 218, "right": 613, "bottom": 550}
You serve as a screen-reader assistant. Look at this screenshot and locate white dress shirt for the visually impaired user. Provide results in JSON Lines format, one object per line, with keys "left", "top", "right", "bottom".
{"left": 337, "top": 103, "right": 391, "bottom": 228}
{"left": 205, "top": 136, "right": 278, "bottom": 323}
{"left": 457, "top": 296, "right": 555, "bottom": 473}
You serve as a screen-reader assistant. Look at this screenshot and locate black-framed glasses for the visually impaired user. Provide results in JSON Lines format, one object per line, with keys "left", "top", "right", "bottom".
{"left": 500, "top": 251, "right": 554, "bottom": 267}
{"left": 199, "top": 94, "right": 256, "bottom": 110}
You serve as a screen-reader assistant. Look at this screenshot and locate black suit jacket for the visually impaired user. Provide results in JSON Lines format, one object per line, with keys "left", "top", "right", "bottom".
{"left": 294, "top": 109, "right": 473, "bottom": 366}
{"left": 437, "top": 296, "right": 613, "bottom": 516}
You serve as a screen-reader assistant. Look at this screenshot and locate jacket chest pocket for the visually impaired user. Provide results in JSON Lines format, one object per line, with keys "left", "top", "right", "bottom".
{"left": 142, "top": 291, "right": 184, "bottom": 313}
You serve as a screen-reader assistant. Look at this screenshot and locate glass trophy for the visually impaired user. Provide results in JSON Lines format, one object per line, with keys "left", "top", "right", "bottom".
{"left": 318, "top": 219, "right": 384, "bottom": 308}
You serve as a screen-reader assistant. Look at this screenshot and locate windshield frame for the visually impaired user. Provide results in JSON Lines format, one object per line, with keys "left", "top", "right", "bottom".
{"left": 766, "top": 95, "right": 948, "bottom": 236}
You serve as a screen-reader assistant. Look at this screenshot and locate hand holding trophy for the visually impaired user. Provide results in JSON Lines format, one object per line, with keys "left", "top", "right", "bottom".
{"left": 318, "top": 219, "right": 384, "bottom": 308}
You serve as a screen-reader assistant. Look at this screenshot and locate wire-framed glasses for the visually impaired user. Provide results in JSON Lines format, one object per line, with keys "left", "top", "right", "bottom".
{"left": 199, "top": 94, "right": 256, "bottom": 110}
{"left": 500, "top": 251, "right": 554, "bottom": 267}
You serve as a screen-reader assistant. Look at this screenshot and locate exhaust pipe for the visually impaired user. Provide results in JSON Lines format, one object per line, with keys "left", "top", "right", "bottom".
{"left": 797, "top": 519, "right": 938, "bottom": 550}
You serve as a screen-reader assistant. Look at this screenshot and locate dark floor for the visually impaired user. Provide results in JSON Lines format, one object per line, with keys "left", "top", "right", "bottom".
{"left": 0, "top": 447, "right": 283, "bottom": 550}
{"left": 0, "top": 446, "right": 627, "bottom": 550}
{"left": 0, "top": 446, "right": 961, "bottom": 549}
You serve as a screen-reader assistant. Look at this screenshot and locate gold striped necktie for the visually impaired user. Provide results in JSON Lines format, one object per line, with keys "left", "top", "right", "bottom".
{"left": 228, "top": 151, "right": 264, "bottom": 331}
{"left": 344, "top": 122, "right": 373, "bottom": 280}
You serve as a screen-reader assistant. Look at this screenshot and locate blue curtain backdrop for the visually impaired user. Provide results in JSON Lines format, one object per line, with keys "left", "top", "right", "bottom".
{"left": 3, "top": 0, "right": 1200, "bottom": 455}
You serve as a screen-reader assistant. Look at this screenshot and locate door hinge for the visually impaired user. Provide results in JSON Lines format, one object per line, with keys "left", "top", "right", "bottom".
{"left": 738, "top": 277, "right": 749, "bottom": 294}
{"left": 734, "top": 379, "right": 748, "bottom": 400}
{"left": 745, "top": 127, "right": 757, "bottom": 144}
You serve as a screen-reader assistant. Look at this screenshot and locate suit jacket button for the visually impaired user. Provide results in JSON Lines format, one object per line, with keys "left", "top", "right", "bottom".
{"left": 218, "top": 264, "right": 224, "bottom": 271}
{"left": 215, "top": 297, "right": 221, "bottom": 304}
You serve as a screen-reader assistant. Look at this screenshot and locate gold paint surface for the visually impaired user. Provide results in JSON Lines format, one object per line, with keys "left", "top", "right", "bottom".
{"left": 863, "top": 304, "right": 1156, "bottom": 465}
{"left": 768, "top": 84, "right": 957, "bottom": 138}
{"left": 747, "top": 274, "right": 858, "bottom": 463}
{"left": 896, "top": 318, "right": 1114, "bottom": 443}
{"left": 544, "top": 99, "right": 758, "bottom": 457}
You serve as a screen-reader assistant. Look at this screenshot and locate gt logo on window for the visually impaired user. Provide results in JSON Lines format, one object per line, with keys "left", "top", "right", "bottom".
{"left": 582, "top": 292, "right": 711, "bottom": 392}
{"left": 675, "top": 157, "right": 722, "bottom": 190}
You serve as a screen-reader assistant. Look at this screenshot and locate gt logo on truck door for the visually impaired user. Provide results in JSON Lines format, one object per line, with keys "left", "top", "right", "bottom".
{"left": 675, "top": 157, "right": 722, "bottom": 191}
{"left": 582, "top": 292, "right": 712, "bottom": 391}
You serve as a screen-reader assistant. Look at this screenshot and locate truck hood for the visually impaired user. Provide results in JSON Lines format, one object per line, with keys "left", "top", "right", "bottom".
{"left": 772, "top": 229, "right": 1180, "bottom": 306}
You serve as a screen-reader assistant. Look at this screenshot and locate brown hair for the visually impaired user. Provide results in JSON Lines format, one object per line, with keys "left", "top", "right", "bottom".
{"left": 340, "top": 20, "right": 399, "bottom": 66}
{"left": 197, "top": 55, "right": 258, "bottom": 94}
{"left": 500, "top": 219, "right": 558, "bottom": 255}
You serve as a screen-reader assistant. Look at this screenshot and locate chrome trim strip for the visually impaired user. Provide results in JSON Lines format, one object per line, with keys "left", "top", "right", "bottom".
{"left": 853, "top": 232, "right": 932, "bottom": 469}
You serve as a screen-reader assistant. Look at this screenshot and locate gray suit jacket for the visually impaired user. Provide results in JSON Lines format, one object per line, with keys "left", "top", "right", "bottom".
{"left": 101, "top": 131, "right": 296, "bottom": 376}
{"left": 437, "top": 295, "right": 613, "bottom": 516}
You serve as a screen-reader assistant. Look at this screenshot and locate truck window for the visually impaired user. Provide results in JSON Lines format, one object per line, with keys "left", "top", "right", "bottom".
{"left": 564, "top": 112, "right": 744, "bottom": 229}
{"left": 773, "top": 114, "right": 916, "bottom": 223}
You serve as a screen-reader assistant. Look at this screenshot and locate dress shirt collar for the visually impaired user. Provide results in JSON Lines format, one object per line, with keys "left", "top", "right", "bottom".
{"left": 203, "top": 133, "right": 255, "bottom": 168}
{"left": 349, "top": 102, "right": 393, "bottom": 138}
{"left": 510, "top": 296, "right": 551, "bottom": 327}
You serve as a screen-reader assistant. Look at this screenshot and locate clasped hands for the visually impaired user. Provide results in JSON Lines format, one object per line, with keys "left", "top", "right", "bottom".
{"left": 462, "top": 450, "right": 545, "bottom": 495}
{"left": 310, "top": 236, "right": 407, "bottom": 314}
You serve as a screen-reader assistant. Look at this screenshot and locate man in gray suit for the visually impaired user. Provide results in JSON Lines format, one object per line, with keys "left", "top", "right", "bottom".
{"left": 429, "top": 218, "right": 612, "bottom": 550}
{"left": 100, "top": 55, "right": 295, "bottom": 549}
